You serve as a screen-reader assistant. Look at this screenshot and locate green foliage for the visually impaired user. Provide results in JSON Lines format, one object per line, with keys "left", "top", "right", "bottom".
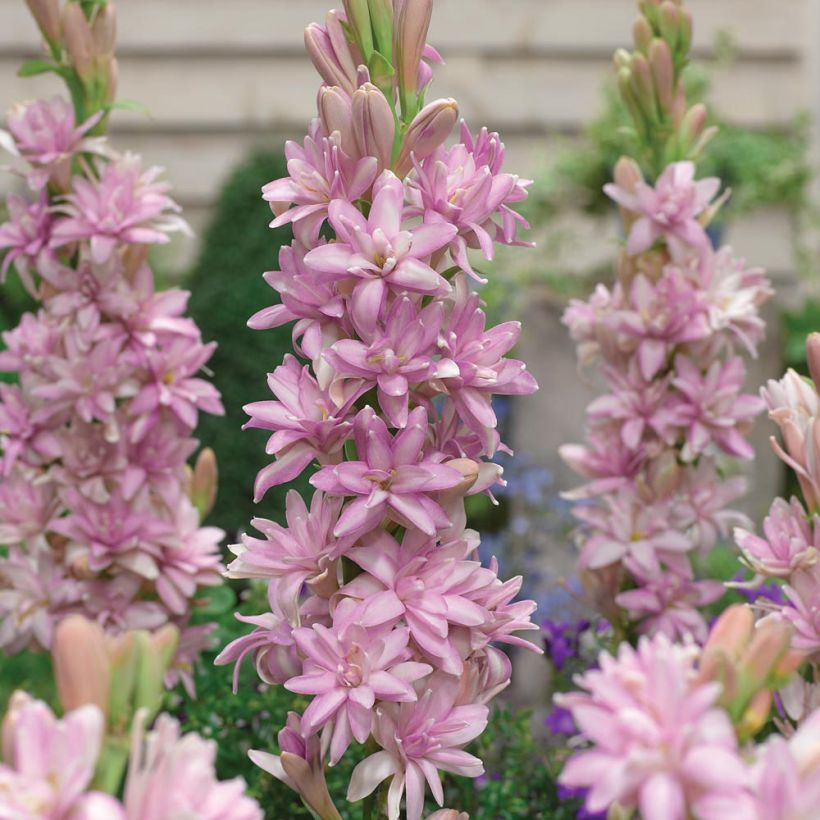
{"left": 784, "top": 299, "right": 820, "bottom": 372}
{"left": 185, "top": 151, "right": 309, "bottom": 535}
{"left": 0, "top": 649, "right": 56, "bottom": 715}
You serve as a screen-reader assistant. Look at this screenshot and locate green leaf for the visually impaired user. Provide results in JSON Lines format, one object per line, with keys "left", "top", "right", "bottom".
{"left": 17, "top": 59, "right": 59, "bottom": 78}
{"left": 106, "top": 98, "right": 151, "bottom": 116}
{"left": 195, "top": 585, "right": 236, "bottom": 618}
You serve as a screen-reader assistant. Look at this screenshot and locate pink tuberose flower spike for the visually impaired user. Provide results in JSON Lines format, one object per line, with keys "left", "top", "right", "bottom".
{"left": 0, "top": 1, "right": 225, "bottom": 689}
{"left": 225, "top": 1, "right": 538, "bottom": 816}
{"left": 560, "top": 0, "right": 771, "bottom": 641}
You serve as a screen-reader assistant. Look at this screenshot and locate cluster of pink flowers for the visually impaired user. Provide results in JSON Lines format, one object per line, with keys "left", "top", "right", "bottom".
{"left": 216, "top": 2, "right": 540, "bottom": 817}
{"left": 0, "top": 690, "right": 261, "bottom": 819}
{"left": 0, "top": 93, "right": 224, "bottom": 675}
{"left": 557, "top": 621, "right": 820, "bottom": 820}
{"left": 562, "top": 159, "right": 772, "bottom": 640}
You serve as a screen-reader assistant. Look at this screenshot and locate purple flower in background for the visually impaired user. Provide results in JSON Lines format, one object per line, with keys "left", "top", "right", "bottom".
{"left": 541, "top": 618, "right": 590, "bottom": 670}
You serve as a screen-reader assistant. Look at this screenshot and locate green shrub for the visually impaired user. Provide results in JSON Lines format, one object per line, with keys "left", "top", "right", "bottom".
{"left": 186, "top": 151, "right": 309, "bottom": 535}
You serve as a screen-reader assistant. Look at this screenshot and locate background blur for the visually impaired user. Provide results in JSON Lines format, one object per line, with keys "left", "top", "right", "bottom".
{"left": 1, "top": 0, "right": 819, "bottom": 705}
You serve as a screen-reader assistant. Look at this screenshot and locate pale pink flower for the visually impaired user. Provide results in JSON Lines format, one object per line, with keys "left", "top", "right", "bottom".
{"left": 244, "top": 354, "right": 360, "bottom": 501}
{"left": 0, "top": 191, "right": 52, "bottom": 288}
{"left": 604, "top": 160, "right": 720, "bottom": 259}
{"left": 304, "top": 170, "right": 456, "bottom": 334}
{"left": 123, "top": 712, "right": 262, "bottom": 820}
{"left": 286, "top": 598, "right": 432, "bottom": 764}
{"left": 782, "top": 566, "right": 820, "bottom": 654}
{"left": 341, "top": 529, "right": 493, "bottom": 674}
{"left": 435, "top": 279, "right": 537, "bottom": 454}
{"left": 226, "top": 489, "right": 345, "bottom": 617}
{"left": 311, "top": 406, "right": 463, "bottom": 540}
{"left": 348, "top": 673, "right": 488, "bottom": 820}
{"left": 165, "top": 622, "right": 218, "bottom": 698}
{"left": 736, "top": 497, "right": 820, "bottom": 579}
{"left": 0, "top": 382, "right": 60, "bottom": 475}
{"left": 1, "top": 97, "right": 106, "bottom": 190}
{"left": 608, "top": 268, "right": 709, "bottom": 380}
{"left": 51, "top": 153, "right": 189, "bottom": 263}
{"left": 263, "top": 120, "right": 378, "bottom": 247}
{"left": 557, "top": 634, "right": 753, "bottom": 820}
{"left": 750, "top": 707, "right": 820, "bottom": 819}
{"left": 407, "top": 121, "right": 531, "bottom": 281}
{"left": 0, "top": 466, "right": 60, "bottom": 545}
{"left": 670, "top": 355, "right": 764, "bottom": 461}
{"left": 0, "top": 692, "right": 122, "bottom": 819}
{"left": 325, "top": 296, "right": 447, "bottom": 428}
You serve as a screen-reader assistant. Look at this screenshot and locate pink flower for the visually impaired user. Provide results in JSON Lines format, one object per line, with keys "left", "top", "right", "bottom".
{"left": 736, "top": 497, "right": 820, "bottom": 579}
{"left": 0, "top": 465, "right": 60, "bottom": 545}
{"left": 243, "top": 354, "right": 360, "bottom": 501}
{"left": 1, "top": 97, "right": 106, "bottom": 190}
{"left": 226, "top": 490, "right": 345, "bottom": 617}
{"left": 750, "top": 707, "right": 820, "bottom": 819}
{"left": 616, "top": 564, "right": 724, "bottom": 642}
{"left": 0, "top": 692, "right": 122, "bottom": 819}
{"left": 286, "top": 598, "right": 432, "bottom": 764}
{"left": 341, "top": 529, "right": 493, "bottom": 674}
{"left": 311, "top": 406, "right": 464, "bottom": 539}
{"left": 0, "top": 382, "right": 61, "bottom": 475}
{"left": 557, "top": 634, "right": 753, "bottom": 820}
{"left": 435, "top": 279, "right": 537, "bottom": 453}
{"left": 608, "top": 269, "right": 709, "bottom": 380}
{"left": 670, "top": 355, "right": 764, "bottom": 461}
{"left": 604, "top": 160, "right": 720, "bottom": 259}
{"left": 325, "top": 296, "right": 447, "bottom": 428}
{"left": 165, "top": 622, "right": 218, "bottom": 698}
{"left": 782, "top": 566, "right": 820, "bottom": 653}
{"left": 0, "top": 191, "right": 52, "bottom": 288}
{"left": 123, "top": 712, "right": 262, "bottom": 820}
{"left": 51, "top": 153, "right": 189, "bottom": 263}
{"left": 304, "top": 171, "right": 456, "bottom": 334}
{"left": 407, "top": 121, "right": 531, "bottom": 280}
{"left": 263, "top": 120, "right": 378, "bottom": 247}
{"left": 347, "top": 673, "right": 488, "bottom": 820}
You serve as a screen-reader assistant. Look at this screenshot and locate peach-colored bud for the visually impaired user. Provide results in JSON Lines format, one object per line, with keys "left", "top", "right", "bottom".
{"left": 645, "top": 449, "right": 682, "bottom": 498}
{"left": 2, "top": 691, "right": 33, "bottom": 762}
{"left": 352, "top": 82, "right": 395, "bottom": 172}
{"left": 91, "top": 2, "right": 116, "bottom": 60}
{"left": 680, "top": 103, "right": 707, "bottom": 147}
{"left": 702, "top": 604, "right": 755, "bottom": 661}
{"left": 775, "top": 649, "right": 807, "bottom": 681}
{"left": 442, "top": 458, "right": 481, "bottom": 497}
{"left": 632, "top": 16, "right": 652, "bottom": 54}
{"left": 63, "top": 2, "right": 94, "bottom": 80}
{"left": 658, "top": 1, "right": 681, "bottom": 48}
{"left": 613, "top": 156, "right": 644, "bottom": 196}
{"left": 737, "top": 688, "right": 773, "bottom": 740}
{"left": 395, "top": 0, "right": 433, "bottom": 112}
{"left": 807, "top": 333, "right": 820, "bottom": 393}
{"left": 629, "top": 53, "right": 657, "bottom": 121}
{"left": 395, "top": 97, "right": 458, "bottom": 176}
{"left": 52, "top": 615, "right": 111, "bottom": 716}
{"left": 318, "top": 85, "right": 356, "bottom": 156}
{"left": 304, "top": 19, "right": 358, "bottom": 96}
{"left": 25, "top": 0, "right": 62, "bottom": 44}
{"left": 740, "top": 618, "right": 793, "bottom": 690}
{"left": 649, "top": 38, "right": 674, "bottom": 113}
{"left": 190, "top": 447, "right": 218, "bottom": 520}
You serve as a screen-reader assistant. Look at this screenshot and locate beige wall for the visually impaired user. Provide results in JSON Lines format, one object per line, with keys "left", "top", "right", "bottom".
{"left": 0, "top": 0, "right": 814, "bottom": 276}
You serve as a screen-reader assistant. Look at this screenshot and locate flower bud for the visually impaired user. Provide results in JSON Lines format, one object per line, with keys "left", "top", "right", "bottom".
{"left": 104, "top": 56, "right": 119, "bottom": 105}
{"left": 632, "top": 16, "right": 652, "bottom": 54}
{"left": 91, "top": 2, "right": 116, "bottom": 61}
{"left": 649, "top": 38, "right": 674, "bottom": 114}
{"left": 612, "top": 156, "right": 644, "bottom": 196}
{"left": 352, "top": 82, "right": 395, "bottom": 172}
{"left": 807, "top": 334, "right": 820, "bottom": 393}
{"left": 702, "top": 604, "right": 755, "bottom": 661}
{"left": 343, "top": 0, "right": 374, "bottom": 58}
{"left": 426, "top": 812, "right": 469, "bottom": 820}
{"left": 304, "top": 18, "right": 358, "bottom": 96}
{"left": 658, "top": 1, "right": 681, "bottom": 49}
{"left": 395, "top": 97, "right": 458, "bottom": 176}
{"left": 62, "top": 2, "right": 95, "bottom": 80}
{"left": 368, "top": 0, "right": 394, "bottom": 61}
{"left": 629, "top": 53, "right": 658, "bottom": 122}
{"left": 190, "top": 446, "right": 218, "bottom": 520}
{"left": 740, "top": 618, "right": 793, "bottom": 691}
{"left": 2, "top": 691, "right": 32, "bottom": 763}
{"left": 679, "top": 8, "right": 693, "bottom": 56}
{"left": 25, "top": 0, "right": 62, "bottom": 45}
{"left": 737, "top": 688, "right": 773, "bottom": 740}
{"left": 318, "top": 85, "right": 356, "bottom": 156}
{"left": 52, "top": 614, "right": 111, "bottom": 717}
{"left": 680, "top": 103, "right": 707, "bottom": 148}
{"left": 395, "top": 0, "right": 433, "bottom": 117}
{"left": 106, "top": 632, "right": 139, "bottom": 733}
{"left": 133, "top": 625, "right": 179, "bottom": 723}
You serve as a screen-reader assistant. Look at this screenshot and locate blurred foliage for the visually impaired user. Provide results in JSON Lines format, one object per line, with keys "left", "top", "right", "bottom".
{"left": 186, "top": 151, "right": 310, "bottom": 536}
{"left": 170, "top": 582, "right": 567, "bottom": 819}
{"left": 784, "top": 299, "right": 820, "bottom": 372}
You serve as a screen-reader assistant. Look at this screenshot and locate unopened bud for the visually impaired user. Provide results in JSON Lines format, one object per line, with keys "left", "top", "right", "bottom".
{"left": 680, "top": 103, "right": 707, "bottom": 147}
{"left": 807, "top": 334, "right": 820, "bottom": 394}
{"left": 134, "top": 625, "right": 179, "bottom": 722}
{"left": 395, "top": 97, "right": 458, "bottom": 176}
{"left": 104, "top": 56, "right": 118, "bottom": 105}
{"left": 671, "top": 77, "right": 687, "bottom": 127}
{"left": 633, "top": 16, "right": 652, "bottom": 54}
{"left": 613, "top": 155, "right": 644, "bottom": 195}
{"left": 367, "top": 0, "right": 394, "bottom": 61}
{"left": 740, "top": 618, "right": 793, "bottom": 691}
{"left": 649, "top": 38, "right": 674, "bottom": 114}
{"left": 318, "top": 85, "right": 355, "bottom": 155}
{"left": 52, "top": 615, "right": 111, "bottom": 717}
{"left": 679, "top": 8, "right": 693, "bottom": 56}
{"left": 304, "top": 19, "right": 358, "bottom": 96}
{"left": 613, "top": 48, "right": 633, "bottom": 72}
{"left": 190, "top": 447, "right": 218, "bottom": 520}
{"left": 352, "top": 82, "right": 395, "bottom": 172}
{"left": 395, "top": 0, "right": 433, "bottom": 118}
{"left": 658, "top": 1, "right": 681, "bottom": 49}
{"left": 426, "top": 812, "right": 469, "bottom": 820}
{"left": 24, "top": 0, "right": 62, "bottom": 44}
{"left": 737, "top": 688, "right": 773, "bottom": 740}
{"left": 629, "top": 53, "right": 658, "bottom": 122}
{"left": 702, "top": 604, "right": 755, "bottom": 661}
{"left": 645, "top": 449, "right": 681, "bottom": 497}
{"left": 62, "top": 2, "right": 95, "bottom": 80}
{"left": 91, "top": 2, "right": 116, "bottom": 61}
{"left": 343, "top": 0, "right": 374, "bottom": 59}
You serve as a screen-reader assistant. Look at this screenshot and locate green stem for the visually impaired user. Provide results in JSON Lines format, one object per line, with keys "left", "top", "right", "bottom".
{"left": 92, "top": 734, "right": 130, "bottom": 795}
